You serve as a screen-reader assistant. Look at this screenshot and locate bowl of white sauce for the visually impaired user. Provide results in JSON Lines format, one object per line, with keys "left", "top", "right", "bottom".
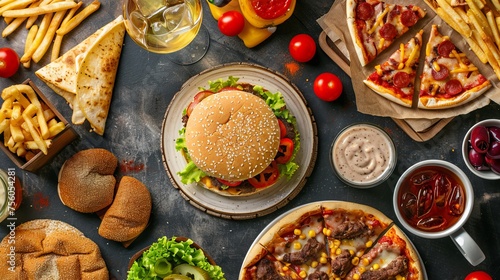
{"left": 330, "top": 123, "right": 397, "bottom": 188}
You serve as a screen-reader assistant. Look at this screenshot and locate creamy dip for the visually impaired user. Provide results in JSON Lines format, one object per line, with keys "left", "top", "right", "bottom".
{"left": 332, "top": 124, "right": 395, "bottom": 187}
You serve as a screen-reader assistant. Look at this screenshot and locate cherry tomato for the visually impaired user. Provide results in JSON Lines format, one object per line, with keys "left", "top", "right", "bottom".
{"left": 218, "top": 11, "right": 245, "bottom": 36}
{"left": 0, "top": 48, "right": 20, "bottom": 78}
{"left": 216, "top": 178, "right": 242, "bottom": 187}
{"left": 289, "top": 34, "right": 316, "bottom": 62}
{"left": 313, "top": 72, "right": 343, "bottom": 102}
{"left": 248, "top": 161, "right": 280, "bottom": 188}
{"left": 464, "top": 271, "right": 492, "bottom": 280}
{"left": 275, "top": 138, "right": 294, "bottom": 164}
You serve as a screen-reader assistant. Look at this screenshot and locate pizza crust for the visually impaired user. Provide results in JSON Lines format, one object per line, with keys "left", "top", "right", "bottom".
{"left": 387, "top": 225, "right": 425, "bottom": 280}
{"left": 418, "top": 81, "right": 491, "bottom": 109}
{"left": 346, "top": 0, "right": 370, "bottom": 66}
{"left": 364, "top": 79, "right": 413, "bottom": 107}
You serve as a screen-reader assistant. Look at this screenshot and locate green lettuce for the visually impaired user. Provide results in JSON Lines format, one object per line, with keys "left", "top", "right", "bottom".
{"left": 176, "top": 76, "right": 301, "bottom": 184}
{"left": 127, "top": 236, "right": 225, "bottom": 280}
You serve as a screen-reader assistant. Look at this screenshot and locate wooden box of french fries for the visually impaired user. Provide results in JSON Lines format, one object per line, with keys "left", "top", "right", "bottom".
{"left": 0, "top": 79, "right": 78, "bottom": 172}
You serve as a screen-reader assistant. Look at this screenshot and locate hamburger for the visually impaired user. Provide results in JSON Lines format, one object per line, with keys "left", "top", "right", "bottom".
{"left": 175, "top": 76, "right": 300, "bottom": 195}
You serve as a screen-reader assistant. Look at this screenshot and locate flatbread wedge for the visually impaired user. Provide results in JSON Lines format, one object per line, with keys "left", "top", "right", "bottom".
{"left": 35, "top": 16, "right": 125, "bottom": 135}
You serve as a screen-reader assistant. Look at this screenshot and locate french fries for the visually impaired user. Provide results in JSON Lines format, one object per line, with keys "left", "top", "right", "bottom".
{"left": 0, "top": 84, "right": 66, "bottom": 158}
{"left": 425, "top": 0, "right": 500, "bottom": 80}
{"left": 0, "top": 0, "right": 101, "bottom": 66}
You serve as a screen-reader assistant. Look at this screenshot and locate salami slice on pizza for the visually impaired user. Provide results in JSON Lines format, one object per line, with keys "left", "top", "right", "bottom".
{"left": 363, "top": 29, "right": 423, "bottom": 107}
{"left": 346, "top": 0, "right": 426, "bottom": 66}
{"left": 418, "top": 25, "right": 491, "bottom": 109}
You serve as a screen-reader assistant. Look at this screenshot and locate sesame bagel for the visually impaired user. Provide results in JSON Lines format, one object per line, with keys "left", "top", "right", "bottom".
{"left": 185, "top": 90, "right": 280, "bottom": 181}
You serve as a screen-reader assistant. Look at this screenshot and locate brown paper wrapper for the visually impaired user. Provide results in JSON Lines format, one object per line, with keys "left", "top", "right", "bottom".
{"left": 317, "top": 0, "right": 500, "bottom": 120}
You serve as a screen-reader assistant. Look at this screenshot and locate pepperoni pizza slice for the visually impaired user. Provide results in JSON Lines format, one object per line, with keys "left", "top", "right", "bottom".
{"left": 418, "top": 25, "right": 491, "bottom": 109}
{"left": 346, "top": 0, "right": 426, "bottom": 66}
{"left": 363, "top": 29, "right": 423, "bottom": 107}
{"left": 321, "top": 202, "right": 392, "bottom": 278}
{"left": 346, "top": 226, "right": 424, "bottom": 280}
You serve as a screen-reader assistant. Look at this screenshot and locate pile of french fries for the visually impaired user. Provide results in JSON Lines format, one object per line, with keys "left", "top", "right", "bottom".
{"left": 425, "top": 0, "right": 500, "bottom": 80}
{"left": 0, "top": 0, "right": 100, "bottom": 67}
{"left": 0, "top": 84, "right": 66, "bottom": 161}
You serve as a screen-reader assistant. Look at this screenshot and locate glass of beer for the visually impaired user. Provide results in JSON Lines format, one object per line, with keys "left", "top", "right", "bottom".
{"left": 123, "top": 0, "right": 209, "bottom": 65}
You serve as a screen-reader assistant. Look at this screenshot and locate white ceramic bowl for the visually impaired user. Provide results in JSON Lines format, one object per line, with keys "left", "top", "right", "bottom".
{"left": 330, "top": 123, "right": 396, "bottom": 188}
{"left": 462, "top": 119, "right": 500, "bottom": 180}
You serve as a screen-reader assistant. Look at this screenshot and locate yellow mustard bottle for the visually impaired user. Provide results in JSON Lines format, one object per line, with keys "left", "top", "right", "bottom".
{"left": 206, "top": 0, "right": 276, "bottom": 48}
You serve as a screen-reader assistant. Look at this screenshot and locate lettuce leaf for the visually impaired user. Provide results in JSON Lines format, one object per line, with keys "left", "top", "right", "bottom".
{"left": 127, "top": 236, "right": 225, "bottom": 280}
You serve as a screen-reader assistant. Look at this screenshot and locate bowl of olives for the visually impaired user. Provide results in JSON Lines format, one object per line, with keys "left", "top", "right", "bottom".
{"left": 462, "top": 119, "right": 500, "bottom": 180}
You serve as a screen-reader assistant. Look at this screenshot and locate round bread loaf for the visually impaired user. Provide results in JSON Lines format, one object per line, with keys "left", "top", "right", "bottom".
{"left": 98, "top": 176, "right": 152, "bottom": 242}
{"left": 0, "top": 219, "right": 109, "bottom": 280}
{"left": 185, "top": 90, "right": 280, "bottom": 181}
{"left": 58, "top": 148, "right": 117, "bottom": 213}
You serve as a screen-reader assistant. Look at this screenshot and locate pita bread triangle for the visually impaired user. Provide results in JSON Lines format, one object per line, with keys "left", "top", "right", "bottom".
{"left": 35, "top": 16, "right": 125, "bottom": 135}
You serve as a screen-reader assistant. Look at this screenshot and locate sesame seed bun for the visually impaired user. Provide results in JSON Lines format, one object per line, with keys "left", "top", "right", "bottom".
{"left": 185, "top": 90, "right": 280, "bottom": 181}
{"left": 58, "top": 148, "right": 117, "bottom": 213}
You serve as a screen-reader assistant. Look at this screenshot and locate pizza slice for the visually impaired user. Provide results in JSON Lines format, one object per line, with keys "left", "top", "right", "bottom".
{"left": 363, "top": 29, "right": 423, "bottom": 107}
{"left": 321, "top": 202, "right": 392, "bottom": 278}
{"left": 346, "top": 0, "right": 426, "bottom": 66}
{"left": 418, "top": 24, "right": 491, "bottom": 109}
{"left": 258, "top": 204, "right": 331, "bottom": 279}
{"left": 346, "top": 226, "right": 424, "bottom": 280}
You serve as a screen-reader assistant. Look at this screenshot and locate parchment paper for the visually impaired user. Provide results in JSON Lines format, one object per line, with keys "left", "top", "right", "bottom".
{"left": 318, "top": 0, "right": 500, "bottom": 120}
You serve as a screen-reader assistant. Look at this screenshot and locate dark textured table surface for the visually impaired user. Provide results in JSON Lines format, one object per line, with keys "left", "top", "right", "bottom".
{"left": 1, "top": 0, "right": 499, "bottom": 279}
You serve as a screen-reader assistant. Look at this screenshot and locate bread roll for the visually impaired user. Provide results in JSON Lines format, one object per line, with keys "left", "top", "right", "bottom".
{"left": 58, "top": 148, "right": 117, "bottom": 213}
{"left": 0, "top": 219, "right": 109, "bottom": 280}
{"left": 98, "top": 176, "right": 152, "bottom": 242}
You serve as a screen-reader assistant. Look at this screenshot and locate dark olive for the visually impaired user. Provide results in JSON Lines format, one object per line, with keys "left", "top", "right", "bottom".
{"left": 488, "top": 126, "right": 500, "bottom": 142}
{"left": 487, "top": 141, "right": 500, "bottom": 159}
{"left": 485, "top": 156, "right": 500, "bottom": 174}
{"left": 470, "top": 126, "right": 490, "bottom": 154}
{"left": 468, "top": 148, "right": 485, "bottom": 167}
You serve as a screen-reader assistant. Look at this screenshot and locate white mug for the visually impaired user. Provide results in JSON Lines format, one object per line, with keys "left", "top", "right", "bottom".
{"left": 393, "top": 160, "right": 485, "bottom": 266}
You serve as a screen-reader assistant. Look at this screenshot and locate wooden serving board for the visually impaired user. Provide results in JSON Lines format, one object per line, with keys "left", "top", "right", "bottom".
{"left": 319, "top": 31, "right": 453, "bottom": 142}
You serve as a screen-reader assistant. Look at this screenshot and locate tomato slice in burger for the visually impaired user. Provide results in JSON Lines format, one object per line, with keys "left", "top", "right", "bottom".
{"left": 186, "top": 90, "right": 214, "bottom": 116}
{"left": 275, "top": 138, "right": 294, "bottom": 164}
{"left": 248, "top": 161, "right": 279, "bottom": 188}
{"left": 278, "top": 119, "right": 287, "bottom": 139}
{"left": 216, "top": 178, "right": 242, "bottom": 187}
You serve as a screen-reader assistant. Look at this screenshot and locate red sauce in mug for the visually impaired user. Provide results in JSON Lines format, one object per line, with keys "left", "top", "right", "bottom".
{"left": 397, "top": 166, "right": 465, "bottom": 232}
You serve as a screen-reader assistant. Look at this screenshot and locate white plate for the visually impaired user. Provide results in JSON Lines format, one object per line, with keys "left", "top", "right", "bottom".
{"left": 160, "top": 63, "right": 318, "bottom": 220}
{"left": 239, "top": 200, "right": 428, "bottom": 279}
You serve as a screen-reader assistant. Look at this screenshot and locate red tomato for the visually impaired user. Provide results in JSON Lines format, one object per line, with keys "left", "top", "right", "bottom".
{"left": 464, "top": 271, "right": 492, "bottom": 280}
{"left": 218, "top": 11, "right": 245, "bottom": 36}
{"left": 289, "top": 34, "right": 316, "bottom": 62}
{"left": 216, "top": 178, "right": 242, "bottom": 187}
{"left": 275, "top": 138, "right": 294, "bottom": 164}
{"left": 313, "top": 72, "right": 343, "bottom": 101}
{"left": 186, "top": 90, "right": 213, "bottom": 116}
{"left": 278, "top": 119, "right": 287, "bottom": 139}
{"left": 0, "top": 48, "right": 19, "bottom": 78}
{"left": 248, "top": 161, "right": 280, "bottom": 188}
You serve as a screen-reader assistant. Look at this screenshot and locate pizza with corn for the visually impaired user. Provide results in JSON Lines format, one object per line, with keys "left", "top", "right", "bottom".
{"left": 239, "top": 201, "right": 424, "bottom": 280}
{"left": 346, "top": 0, "right": 426, "bottom": 66}
{"left": 364, "top": 30, "right": 423, "bottom": 108}
{"left": 418, "top": 25, "right": 491, "bottom": 109}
